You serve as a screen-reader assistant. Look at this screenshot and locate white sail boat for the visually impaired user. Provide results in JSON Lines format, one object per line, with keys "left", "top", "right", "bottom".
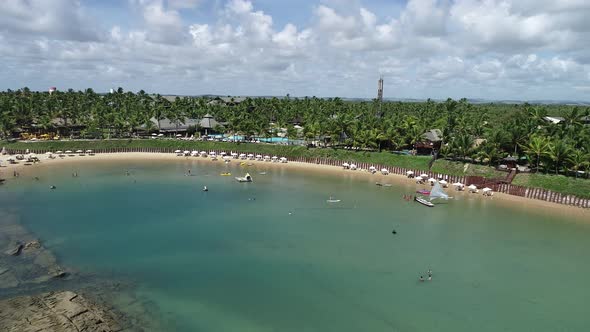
{"left": 429, "top": 182, "right": 451, "bottom": 201}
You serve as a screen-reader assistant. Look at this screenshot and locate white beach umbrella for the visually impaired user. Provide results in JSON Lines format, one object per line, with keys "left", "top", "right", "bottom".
{"left": 157, "top": 133, "right": 164, "bottom": 137}
{"left": 174, "top": 150, "right": 182, "bottom": 153}
{"left": 65, "top": 150, "right": 73, "bottom": 154}
{"left": 247, "top": 154, "right": 254, "bottom": 157}
{"left": 350, "top": 164, "right": 357, "bottom": 170}
{"left": 342, "top": 162, "right": 350, "bottom": 168}
{"left": 406, "top": 171, "right": 414, "bottom": 175}
{"left": 427, "top": 178, "right": 437, "bottom": 183}
{"left": 280, "top": 157, "right": 287, "bottom": 163}
{"left": 239, "top": 153, "right": 246, "bottom": 158}
{"left": 452, "top": 182, "right": 464, "bottom": 187}
{"left": 45, "top": 152, "right": 53, "bottom": 155}
{"left": 151, "top": 133, "right": 157, "bottom": 136}
{"left": 191, "top": 151, "right": 199, "bottom": 156}
{"left": 86, "top": 150, "right": 93, "bottom": 153}
{"left": 439, "top": 180, "right": 448, "bottom": 187}
{"left": 223, "top": 155, "right": 231, "bottom": 160}
{"left": 468, "top": 184, "right": 477, "bottom": 189}
{"left": 220, "top": 152, "right": 227, "bottom": 156}
{"left": 415, "top": 175, "right": 423, "bottom": 180}
{"left": 209, "top": 151, "right": 217, "bottom": 155}
{"left": 369, "top": 166, "right": 376, "bottom": 171}
{"left": 176, "top": 134, "right": 182, "bottom": 137}
{"left": 482, "top": 187, "right": 492, "bottom": 192}
{"left": 56, "top": 150, "right": 63, "bottom": 154}
{"left": 381, "top": 168, "right": 389, "bottom": 174}
{"left": 183, "top": 150, "right": 190, "bottom": 155}
{"left": 76, "top": 150, "right": 83, "bottom": 153}
{"left": 256, "top": 154, "right": 262, "bottom": 159}
{"left": 420, "top": 173, "right": 429, "bottom": 178}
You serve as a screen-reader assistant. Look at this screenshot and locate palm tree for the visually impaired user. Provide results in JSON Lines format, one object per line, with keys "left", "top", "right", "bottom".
{"left": 522, "top": 135, "right": 549, "bottom": 172}
{"left": 547, "top": 139, "right": 572, "bottom": 175}
{"left": 567, "top": 149, "right": 589, "bottom": 178}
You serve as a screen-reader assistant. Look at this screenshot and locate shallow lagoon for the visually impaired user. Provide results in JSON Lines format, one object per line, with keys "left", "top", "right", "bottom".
{"left": 1, "top": 159, "right": 590, "bottom": 331}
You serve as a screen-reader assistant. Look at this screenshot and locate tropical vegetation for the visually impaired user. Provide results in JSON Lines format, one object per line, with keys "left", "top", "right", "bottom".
{"left": 1, "top": 87, "right": 589, "bottom": 179}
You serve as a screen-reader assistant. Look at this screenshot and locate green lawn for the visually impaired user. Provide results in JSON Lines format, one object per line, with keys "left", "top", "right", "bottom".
{"left": 512, "top": 173, "right": 590, "bottom": 199}
{"left": 2, "top": 139, "right": 508, "bottom": 178}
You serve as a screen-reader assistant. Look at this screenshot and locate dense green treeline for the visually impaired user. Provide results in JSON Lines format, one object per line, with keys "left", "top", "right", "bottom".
{"left": 1, "top": 87, "right": 589, "bottom": 177}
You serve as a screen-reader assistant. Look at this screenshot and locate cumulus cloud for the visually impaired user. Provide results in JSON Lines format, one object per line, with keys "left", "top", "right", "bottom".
{"left": 0, "top": 0, "right": 589, "bottom": 100}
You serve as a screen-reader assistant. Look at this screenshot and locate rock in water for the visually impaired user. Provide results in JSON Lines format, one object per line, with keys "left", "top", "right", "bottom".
{"left": 0, "top": 291, "right": 121, "bottom": 332}
{"left": 4, "top": 242, "right": 23, "bottom": 256}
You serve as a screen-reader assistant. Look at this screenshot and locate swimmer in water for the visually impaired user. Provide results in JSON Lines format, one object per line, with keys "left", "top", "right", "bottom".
{"left": 202, "top": 186, "right": 208, "bottom": 192}
{"left": 419, "top": 276, "right": 424, "bottom": 282}
{"left": 50, "top": 185, "right": 56, "bottom": 190}
{"left": 392, "top": 229, "right": 397, "bottom": 234}
{"left": 427, "top": 276, "right": 432, "bottom": 281}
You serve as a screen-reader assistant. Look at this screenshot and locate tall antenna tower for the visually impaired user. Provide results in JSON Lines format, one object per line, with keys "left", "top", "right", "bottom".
{"left": 377, "top": 77, "right": 384, "bottom": 102}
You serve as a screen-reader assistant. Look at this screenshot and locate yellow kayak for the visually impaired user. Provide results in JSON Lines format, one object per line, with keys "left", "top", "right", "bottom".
{"left": 220, "top": 173, "right": 232, "bottom": 176}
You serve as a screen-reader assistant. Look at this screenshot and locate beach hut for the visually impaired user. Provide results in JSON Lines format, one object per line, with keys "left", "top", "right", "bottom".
{"left": 381, "top": 168, "right": 389, "bottom": 175}
{"left": 468, "top": 184, "right": 478, "bottom": 193}
{"left": 342, "top": 162, "right": 350, "bottom": 169}
{"left": 264, "top": 155, "right": 271, "bottom": 162}
{"left": 350, "top": 164, "right": 357, "bottom": 170}
{"left": 271, "top": 156, "right": 279, "bottom": 163}
{"left": 369, "top": 166, "right": 377, "bottom": 174}
{"left": 482, "top": 187, "right": 493, "bottom": 196}
{"left": 406, "top": 170, "right": 414, "bottom": 178}
{"left": 452, "top": 182, "right": 465, "bottom": 191}
{"left": 280, "top": 157, "right": 288, "bottom": 163}
{"left": 256, "top": 155, "right": 263, "bottom": 161}
{"left": 439, "top": 180, "right": 448, "bottom": 188}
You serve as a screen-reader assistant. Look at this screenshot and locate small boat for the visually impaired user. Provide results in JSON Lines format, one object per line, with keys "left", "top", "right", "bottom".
{"left": 327, "top": 196, "right": 341, "bottom": 203}
{"left": 235, "top": 173, "right": 253, "bottom": 183}
{"left": 416, "top": 189, "right": 431, "bottom": 195}
{"left": 220, "top": 172, "right": 231, "bottom": 176}
{"left": 259, "top": 172, "right": 267, "bottom": 175}
{"left": 414, "top": 196, "right": 434, "bottom": 207}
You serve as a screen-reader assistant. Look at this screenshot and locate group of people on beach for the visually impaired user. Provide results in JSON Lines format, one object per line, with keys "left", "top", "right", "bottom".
{"left": 419, "top": 269, "right": 433, "bottom": 282}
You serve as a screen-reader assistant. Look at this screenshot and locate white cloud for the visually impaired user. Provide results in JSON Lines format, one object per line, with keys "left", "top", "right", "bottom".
{"left": 1, "top": 0, "right": 590, "bottom": 100}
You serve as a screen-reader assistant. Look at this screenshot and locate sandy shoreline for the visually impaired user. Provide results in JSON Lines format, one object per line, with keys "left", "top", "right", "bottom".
{"left": 2, "top": 152, "right": 589, "bottom": 219}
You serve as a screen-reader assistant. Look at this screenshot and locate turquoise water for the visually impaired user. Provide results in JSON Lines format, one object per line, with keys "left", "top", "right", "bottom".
{"left": 1, "top": 160, "right": 590, "bottom": 331}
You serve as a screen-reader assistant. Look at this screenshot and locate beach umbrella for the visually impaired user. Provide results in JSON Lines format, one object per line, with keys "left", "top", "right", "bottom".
{"left": 76, "top": 150, "right": 83, "bottom": 153}
{"left": 350, "top": 164, "right": 357, "bottom": 170}
{"left": 369, "top": 166, "right": 376, "bottom": 171}
{"left": 420, "top": 173, "right": 428, "bottom": 178}
{"left": 342, "top": 162, "right": 350, "bottom": 168}
{"left": 45, "top": 152, "right": 53, "bottom": 155}
{"left": 427, "top": 178, "right": 436, "bottom": 183}
{"left": 439, "top": 180, "right": 448, "bottom": 187}
{"left": 25, "top": 149, "right": 29, "bottom": 154}
{"left": 280, "top": 157, "right": 287, "bottom": 163}
{"left": 183, "top": 150, "right": 190, "bottom": 155}
{"left": 406, "top": 171, "right": 414, "bottom": 175}
{"left": 256, "top": 154, "right": 262, "bottom": 159}
{"left": 220, "top": 152, "right": 227, "bottom": 156}
{"left": 452, "top": 182, "right": 464, "bottom": 187}
{"left": 65, "top": 150, "right": 72, "bottom": 154}
{"left": 86, "top": 150, "right": 93, "bottom": 153}
{"left": 223, "top": 155, "right": 231, "bottom": 160}
{"left": 56, "top": 150, "right": 63, "bottom": 154}
{"left": 247, "top": 154, "right": 254, "bottom": 157}
{"left": 381, "top": 168, "right": 389, "bottom": 174}
{"left": 415, "top": 175, "right": 423, "bottom": 180}
{"left": 157, "top": 133, "right": 164, "bottom": 137}
{"left": 151, "top": 133, "right": 157, "bottom": 136}
{"left": 176, "top": 134, "right": 182, "bottom": 137}
{"left": 209, "top": 151, "right": 216, "bottom": 155}
{"left": 174, "top": 150, "right": 181, "bottom": 154}
{"left": 468, "top": 184, "right": 477, "bottom": 189}
{"left": 482, "top": 187, "right": 492, "bottom": 192}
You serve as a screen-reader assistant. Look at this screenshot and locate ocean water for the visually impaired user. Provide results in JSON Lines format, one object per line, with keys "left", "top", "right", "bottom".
{"left": 1, "top": 159, "right": 590, "bottom": 331}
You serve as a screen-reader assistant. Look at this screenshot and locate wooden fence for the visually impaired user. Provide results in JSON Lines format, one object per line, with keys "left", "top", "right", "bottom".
{"left": 4, "top": 147, "right": 589, "bottom": 209}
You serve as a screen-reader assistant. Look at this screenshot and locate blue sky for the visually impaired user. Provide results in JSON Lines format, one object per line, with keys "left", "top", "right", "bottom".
{"left": 1, "top": 0, "right": 590, "bottom": 101}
